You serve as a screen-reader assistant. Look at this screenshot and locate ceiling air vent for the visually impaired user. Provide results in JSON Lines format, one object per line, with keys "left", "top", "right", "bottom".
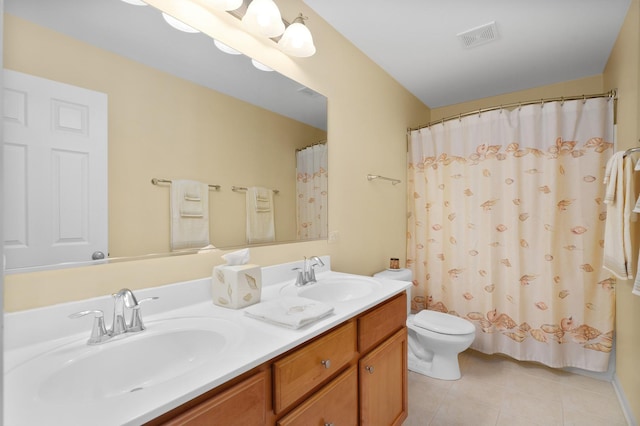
{"left": 457, "top": 21, "right": 499, "bottom": 48}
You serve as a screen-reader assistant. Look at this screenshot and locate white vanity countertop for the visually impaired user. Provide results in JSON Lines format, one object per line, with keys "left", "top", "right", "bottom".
{"left": 4, "top": 257, "right": 411, "bottom": 426}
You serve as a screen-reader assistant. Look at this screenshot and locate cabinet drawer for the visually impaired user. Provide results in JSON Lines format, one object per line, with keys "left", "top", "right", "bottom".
{"left": 358, "top": 292, "right": 407, "bottom": 353}
{"left": 277, "top": 365, "right": 358, "bottom": 426}
{"left": 273, "top": 321, "right": 357, "bottom": 413}
{"left": 162, "top": 370, "right": 268, "bottom": 425}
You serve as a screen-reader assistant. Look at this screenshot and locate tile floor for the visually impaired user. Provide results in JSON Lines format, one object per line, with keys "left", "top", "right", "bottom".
{"left": 403, "top": 350, "right": 628, "bottom": 426}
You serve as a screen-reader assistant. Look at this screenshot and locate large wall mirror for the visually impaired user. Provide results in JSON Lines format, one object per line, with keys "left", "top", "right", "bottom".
{"left": 3, "top": 0, "right": 328, "bottom": 272}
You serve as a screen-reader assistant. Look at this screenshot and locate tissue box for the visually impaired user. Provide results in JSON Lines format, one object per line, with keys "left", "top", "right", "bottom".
{"left": 212, "top": 264, "right": 262, "bottom": 309}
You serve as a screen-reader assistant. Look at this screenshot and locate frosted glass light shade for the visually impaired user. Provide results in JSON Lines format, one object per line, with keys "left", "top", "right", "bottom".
{"left": 251, "top": 59, "right": 274, "bottom": 72}
{"left": 207, "top": 0, "right": 243, "bottom": 11}
{"left": 242, "top": 0, "right": 285, "bottom": 38}
{"left": 214, "top": 39, "right": 242, "bottom": 55}
{"left": 278, "top": 18, "right": 316, "bottom": 57}
{"left": 120, "top": 0, "right": 147, "bottom": 5}
{"left": 162, "top": 12, "right": 199, "bottom": 33}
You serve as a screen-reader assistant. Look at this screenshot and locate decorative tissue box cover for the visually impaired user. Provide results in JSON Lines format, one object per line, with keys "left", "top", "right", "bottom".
{"left": 212, "top": 264, "right": 262, "bottom": 309}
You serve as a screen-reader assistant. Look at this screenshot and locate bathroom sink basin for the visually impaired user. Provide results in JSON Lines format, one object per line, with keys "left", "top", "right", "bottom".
{"left": 6, "top": 316, "right": 243, "bottom": 405}
{"left": 280, "top": 275, "right": 382, "bottom": 303}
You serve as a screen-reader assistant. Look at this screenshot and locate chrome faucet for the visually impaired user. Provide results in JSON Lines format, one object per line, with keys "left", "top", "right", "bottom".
{"left": 70, "top": 288, "right": 158, "bottom": 345}
{"left": 293, "top": 256, "right": 325, "bottom": 286}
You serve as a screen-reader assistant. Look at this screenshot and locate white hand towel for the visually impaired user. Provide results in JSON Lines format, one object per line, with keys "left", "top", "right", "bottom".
{"left": 602, "top": 154, "right": 636, "bottom": 279}
{"left": 244, "top": 297, "right": 334, "bottom": 329}
{"left": 246, "top": 187, "right": 275, "bottom": 243}
{"left": 171, "top": 179, "right": 210, "bottom": 251}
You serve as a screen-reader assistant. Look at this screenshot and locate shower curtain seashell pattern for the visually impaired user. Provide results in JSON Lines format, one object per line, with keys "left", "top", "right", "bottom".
{"left": 407, "top": 98, "right": 615, "bottom": 372}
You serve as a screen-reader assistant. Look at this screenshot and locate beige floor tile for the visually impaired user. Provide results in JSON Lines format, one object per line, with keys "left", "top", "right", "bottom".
{"left": 560, "top": 386, "right": 627, "bottom": 424}
{"left": 430, "top": 397, "right": 500, "bottom": 426}
{"left": 503, "top": 369, "right": 563, "bottom": 402}
{"left": 563, "top": 408, "right": 628, "bottom": 426}
{"left": 496, "top": 411, "right": 548, "bottom": 426}
{"left": 448, "top": 374, "right": 508, "bottom": 409}
{"left": 500, "top": 388, "right": 563, "bottom": 425}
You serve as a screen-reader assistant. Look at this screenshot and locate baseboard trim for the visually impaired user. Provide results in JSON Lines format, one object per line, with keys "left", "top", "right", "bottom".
{"left": 613, "top": 374, "right": 637, "bottom": 426}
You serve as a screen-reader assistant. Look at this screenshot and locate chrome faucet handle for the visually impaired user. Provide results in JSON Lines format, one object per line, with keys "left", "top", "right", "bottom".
{"left": 292, "top": 267, "right": 305, "bottom": 286}
{"left": 69, "top": 310, "right": 110, "bottom": 345}
{"left": 127, "top": 297, "right": 159, "bottom": 332}
{"left": 307, "top": 256, "right": 324, "bottom": 283}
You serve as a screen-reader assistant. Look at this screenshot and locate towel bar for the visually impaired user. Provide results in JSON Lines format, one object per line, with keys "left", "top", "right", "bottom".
{"left": 367, "top": 174, "right": 401, "bottom": 185}
{"left": 151, "top": 178, "right": 220, "bottom": 190}
{"left": 232, "top": 186, "right": 279, "bottom": 194}
{"left": 623, "top": 146, "right": 640, "bottom": 157}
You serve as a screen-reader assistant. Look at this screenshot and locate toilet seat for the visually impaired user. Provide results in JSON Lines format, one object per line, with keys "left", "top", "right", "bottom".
{"left": 413, "top": 310, "right": 475, "bottom": 335}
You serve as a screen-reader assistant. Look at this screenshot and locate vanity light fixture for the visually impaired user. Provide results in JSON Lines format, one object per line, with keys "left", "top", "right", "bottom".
{"left": 241, "top": 0, "right": 285, "bottom": 38}
{"left": 277, "top": 14, "right": 316, "bottom": 58}
{"left": 161, "top": 12, "right": 200, "bottom": 33}
{"left": 207, "top": 0, "right": 243, "bottom": 11}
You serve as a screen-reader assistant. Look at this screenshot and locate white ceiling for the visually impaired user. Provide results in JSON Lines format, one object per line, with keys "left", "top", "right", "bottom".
{"left": 303, "top": 0, "right": 631, "bottom": 108}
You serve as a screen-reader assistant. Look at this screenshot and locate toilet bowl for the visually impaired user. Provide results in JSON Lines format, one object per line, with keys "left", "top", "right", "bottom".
{"left": 407, "top": 310, "right": 475, "bottom": 380}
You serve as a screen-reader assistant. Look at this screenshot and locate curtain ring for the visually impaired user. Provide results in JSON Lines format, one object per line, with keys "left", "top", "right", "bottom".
{"left": 560, "top": 96, "right": 564, "bottom": 106}
{"left": 540, "top": 99, "right": 544, "bottom": 108}
{"left": 458, "top": 113, "right": 462, "bottom": 122}
{"left": 582, "top": 94, "right": 586, "bottom": 104}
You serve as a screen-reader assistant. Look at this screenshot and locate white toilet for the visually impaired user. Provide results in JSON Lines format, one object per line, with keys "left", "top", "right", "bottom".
{"left": 374, "top": 268, "right": 476, "bottom": 381}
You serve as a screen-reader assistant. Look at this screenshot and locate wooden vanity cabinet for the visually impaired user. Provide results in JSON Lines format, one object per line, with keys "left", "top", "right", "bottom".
{"left": 152, "top": 291, "right": 407, "bottom": 426}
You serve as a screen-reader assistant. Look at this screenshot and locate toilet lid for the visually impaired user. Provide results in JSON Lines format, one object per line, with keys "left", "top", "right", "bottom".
{"left": 413, "top": 310, "right": 475, "bottom": 335}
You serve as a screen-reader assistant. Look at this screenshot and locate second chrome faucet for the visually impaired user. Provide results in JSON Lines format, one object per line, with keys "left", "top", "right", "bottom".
{"left": 293, "top": 256, "right": 325, "bottom": 286}
{"left": 70, "top": 288, "right": 158, "bottom": 345}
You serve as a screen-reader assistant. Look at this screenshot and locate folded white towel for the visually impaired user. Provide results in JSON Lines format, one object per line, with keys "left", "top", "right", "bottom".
{"left": 246, "top": 187, "right": 275, "bottom": 243}
{"left": 244, "top": 297, "right": 334, "bottom": 329}
{"left": 171, "top": 179, "right": 210, "bottom": 250}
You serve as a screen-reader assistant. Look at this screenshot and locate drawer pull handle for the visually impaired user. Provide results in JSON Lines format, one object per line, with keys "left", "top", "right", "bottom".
{"left": 321, "top": 359, "right": 331, "bottom": 369}
{"left": 365, "top": 365, "right": 375, "bottom": 374}
{"left": 324, "top": 423, "right": 335, "bottom": 426}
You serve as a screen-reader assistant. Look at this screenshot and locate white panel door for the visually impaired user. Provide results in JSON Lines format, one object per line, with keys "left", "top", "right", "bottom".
{"left": 3, "top": 70, "right": 108, "bottom": 270}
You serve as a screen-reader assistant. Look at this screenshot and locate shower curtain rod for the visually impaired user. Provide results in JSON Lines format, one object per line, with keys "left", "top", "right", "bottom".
{"left": 296, "top": 140, "right": 327, "bottom": 152}
{"left": 408, "top": 89, "right": 617, "bottom": 132}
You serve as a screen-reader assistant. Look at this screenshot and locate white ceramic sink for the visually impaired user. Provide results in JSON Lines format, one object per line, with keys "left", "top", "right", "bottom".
{"left": 280, "top": 275, "right": 382, "bottom": 303}
{"left": 6, "top": 317, "right": 243, "bottom": 405}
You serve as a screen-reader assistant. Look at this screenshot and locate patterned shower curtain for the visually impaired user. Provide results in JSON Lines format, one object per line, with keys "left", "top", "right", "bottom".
{"left": 296, "top": 143, "right": 328, "bottom": 240}
{"left": 407, "top": 98, "right": 615, "bottom": 371}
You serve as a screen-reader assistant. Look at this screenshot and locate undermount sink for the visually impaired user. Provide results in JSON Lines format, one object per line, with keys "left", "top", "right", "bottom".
{"left": 6, "top": 317, "right": 244, "bottom": 405}
{"left": 280, "top": 275, "right": 382, "bottom": 303}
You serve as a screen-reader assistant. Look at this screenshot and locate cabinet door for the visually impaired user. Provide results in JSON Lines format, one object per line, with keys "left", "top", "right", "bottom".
{"left": 359, "top": 328, "right": 408, "bottom": 426}
{"left": 277, "top": 365, "right": 358, "bottom": 426}
{"left": 162, "top": 370, "right": 268, "bottom": 425}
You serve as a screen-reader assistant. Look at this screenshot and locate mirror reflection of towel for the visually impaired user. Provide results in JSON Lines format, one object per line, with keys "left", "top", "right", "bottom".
{"left": 171, "top": 180, "right": 210, "bottom": 250}
{"left": 246, "top": 187, "right": 275, "bottom": 243}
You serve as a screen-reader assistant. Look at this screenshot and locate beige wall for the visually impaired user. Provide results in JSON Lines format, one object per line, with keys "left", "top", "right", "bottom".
{"left": 4, "top": 14, "right": 326, "bottom": 255}
{"left": 604, "top": 0, "right": 640, "bottom": 421}
{"left": 3, "top": 0, "right": 429, "bottom": 311}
